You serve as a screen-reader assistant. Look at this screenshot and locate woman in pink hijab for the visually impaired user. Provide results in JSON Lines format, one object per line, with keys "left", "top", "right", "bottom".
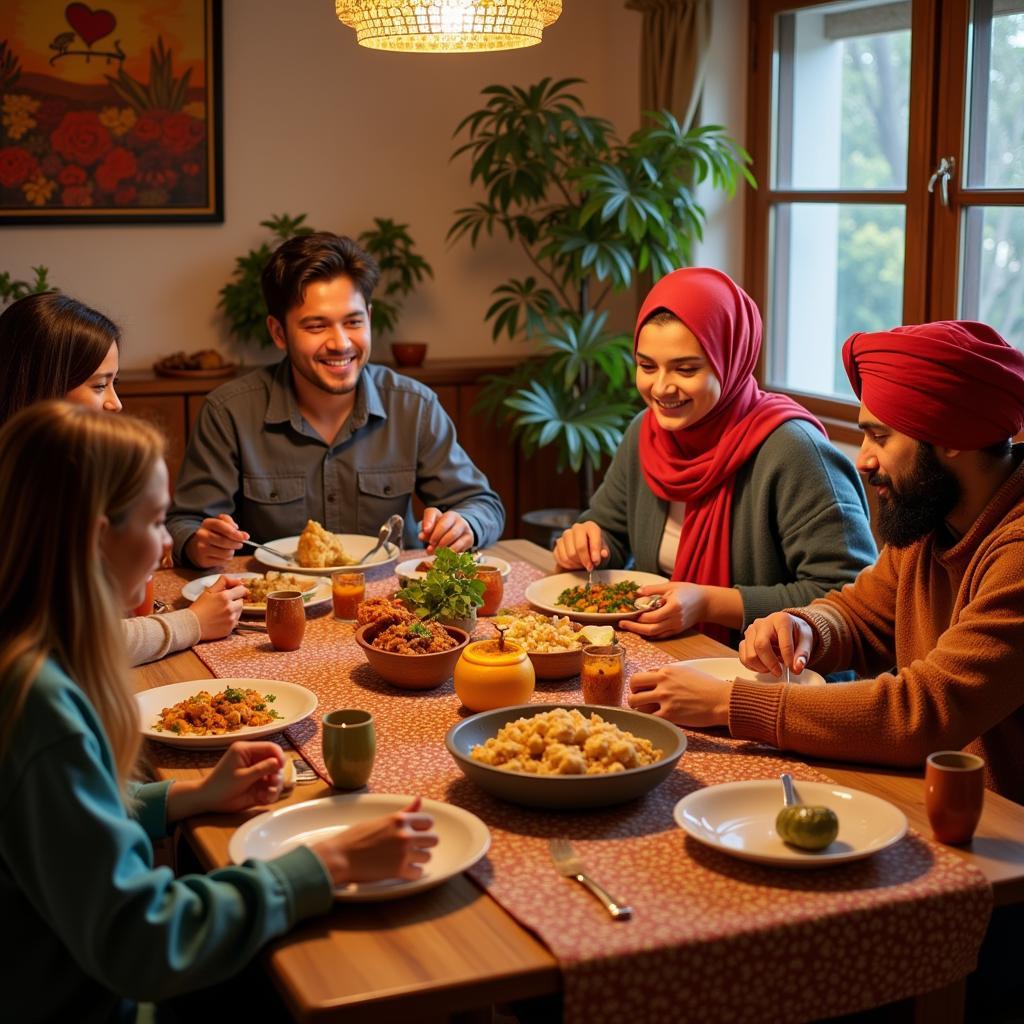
{"left": 554, "top": 267, "right": 876, "bottom": 640}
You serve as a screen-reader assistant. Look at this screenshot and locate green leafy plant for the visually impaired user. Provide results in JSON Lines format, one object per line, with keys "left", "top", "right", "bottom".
{"left": 358, "top": 217, "right": 434, "bottom": 337}
{"left": 0, "top": 265, "right": 54, "bottom": 306}
{"left": 397, "top": 548, "right": 485, "bottom": 621}
{"left": 218, "top": 213, "right": 433, "bottom": 347}
{"left": 106, "top": 36, "right": 191, "bottom": 112}
{"left": 449, "top": 77, "right": 754, "bottom": 486}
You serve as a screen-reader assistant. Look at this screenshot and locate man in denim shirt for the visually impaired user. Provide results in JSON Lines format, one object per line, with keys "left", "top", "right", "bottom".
{"left": 167, "top": 233, "right": 504, "bottom": 568}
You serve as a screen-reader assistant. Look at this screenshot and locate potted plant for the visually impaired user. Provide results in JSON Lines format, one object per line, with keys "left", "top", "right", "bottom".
{"left": 449, "top": 78, "right": 754, "bottom": 511}
{"left": 1, "top": 265, "right": 54, "bottom": 307}
{"left": 396, "top": 547, "right": 485, "bottom": 633}
{"left": 219, "top": 213, "right": 433, "bottom": 358}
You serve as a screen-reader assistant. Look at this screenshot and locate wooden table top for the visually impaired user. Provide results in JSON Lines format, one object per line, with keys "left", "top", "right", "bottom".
{"left": 134, "top": 539, "right": 1024, "bottom": 1022}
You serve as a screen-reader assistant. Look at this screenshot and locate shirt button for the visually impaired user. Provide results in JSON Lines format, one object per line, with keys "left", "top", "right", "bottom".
{"left": 384, "top": 485, "right": 392, "bottom": 495}
{"left": 328, "top": 494, "right": 336, "bottom": 503}
{"left": 269, "top": 490, "right": 278, "bottom": 499}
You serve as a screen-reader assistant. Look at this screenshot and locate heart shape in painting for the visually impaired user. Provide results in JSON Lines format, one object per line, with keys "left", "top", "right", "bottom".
{"left": 65, "top": 2, "right": 117, "bottom": 47}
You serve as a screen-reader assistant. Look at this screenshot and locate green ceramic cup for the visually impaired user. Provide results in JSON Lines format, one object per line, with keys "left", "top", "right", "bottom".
{"left": 322, "top": 709, "right": 375, "bottom": 789}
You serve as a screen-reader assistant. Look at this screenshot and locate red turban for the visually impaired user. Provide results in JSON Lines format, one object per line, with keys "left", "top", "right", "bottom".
{"left": 842, "top": 321, "right": 1024, "bottom": 450}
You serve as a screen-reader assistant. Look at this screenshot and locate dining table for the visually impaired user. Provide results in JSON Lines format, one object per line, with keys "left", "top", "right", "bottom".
{"left": 133, "top": 538, "right": 1024, "bottom": 1024}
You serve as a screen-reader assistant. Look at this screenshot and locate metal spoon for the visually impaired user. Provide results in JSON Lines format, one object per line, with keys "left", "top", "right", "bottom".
{"left": 781, "top": 772, "right": 797, "bottom": 807}
{"left": 238, "top": 539, "right": 300, "bottom": 566}
{"left": 353, "top": 520, "right": 393, "bottom": 565}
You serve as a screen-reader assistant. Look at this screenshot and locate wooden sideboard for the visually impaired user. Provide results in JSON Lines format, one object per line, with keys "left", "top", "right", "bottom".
{"left": 117, "top": 360, "right": 585, "bottom": 540}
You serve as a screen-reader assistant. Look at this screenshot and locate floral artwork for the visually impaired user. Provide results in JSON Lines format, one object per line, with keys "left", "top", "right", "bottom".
{"left": 0, "top": 1, "right": 221, "bottom": 222}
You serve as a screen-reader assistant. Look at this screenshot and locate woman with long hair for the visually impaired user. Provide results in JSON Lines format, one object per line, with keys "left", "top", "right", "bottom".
{"left": 554, "top": 267, "right": 876, "bottom": 641}
{"left": 0, "top": 292, "right": 244, "bottom": 662}
{"left": 0, "top": 403, "right": 436, "bottom": 1021}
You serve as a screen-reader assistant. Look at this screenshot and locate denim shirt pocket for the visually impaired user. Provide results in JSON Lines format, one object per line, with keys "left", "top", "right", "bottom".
{"left": 243, "top": 474, "right": 307, "bottom": 505}
{"left": 357, "top": 468, "right": 416, "bottom": 500}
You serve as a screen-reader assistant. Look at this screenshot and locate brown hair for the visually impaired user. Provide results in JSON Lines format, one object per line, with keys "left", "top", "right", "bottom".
{"left": 261, "top": 232, "right": 380, "bottom": 324}
{"left": 0, "top": 403, "right": 165, "bottom": 798}
{"left": 0, "top": 293, "right": 121, "bottom": 426}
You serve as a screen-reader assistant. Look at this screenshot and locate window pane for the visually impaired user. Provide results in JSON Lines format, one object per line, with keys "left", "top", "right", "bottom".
{"left": 960, "top": 206, "right": 1024, "bottom": 346}
{"left": 965, "top": 2, "right": 1024, "bottom": 188}
{"left": 767, "top": 203, "right": 906, "bottom": 399}
{"left": 774, "top": 2, "right": 910, "bottom": 190}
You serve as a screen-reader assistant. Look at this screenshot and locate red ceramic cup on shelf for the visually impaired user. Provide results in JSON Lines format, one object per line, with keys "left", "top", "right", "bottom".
{"left": 391, "top": 342, "right": 427, "bottom": 367}
{"left": 925, "top": 750, "right": 985, "bottom": 845}
{"left": 266, "top": 590, "right": 306, "bottom": 651}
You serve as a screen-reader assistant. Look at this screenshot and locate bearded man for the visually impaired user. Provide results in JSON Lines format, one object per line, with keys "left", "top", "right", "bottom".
{"left": 628, "top": 320, "right": 1024, "bottom": 805}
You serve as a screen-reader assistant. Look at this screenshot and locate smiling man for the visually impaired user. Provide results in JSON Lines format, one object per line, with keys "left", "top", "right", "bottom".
{"left": 628, "top": 319, "right": 1024, "bottom": 805}
{"left": 167, "top": 233, "right": 504, "bottom": 568}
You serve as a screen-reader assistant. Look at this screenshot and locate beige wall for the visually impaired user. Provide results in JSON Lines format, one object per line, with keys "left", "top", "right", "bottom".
{"left": 2, "top": 0, "right": 750, "bottom": 370}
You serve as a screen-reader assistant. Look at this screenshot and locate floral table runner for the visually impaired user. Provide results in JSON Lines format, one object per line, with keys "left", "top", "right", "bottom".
{"left": 147, "top": 558, "right": 992, "bottom": 1024}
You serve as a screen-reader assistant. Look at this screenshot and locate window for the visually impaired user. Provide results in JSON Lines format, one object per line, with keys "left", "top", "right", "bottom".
{"left": 745, "top": 0, "right": 1024, "bottom": 429}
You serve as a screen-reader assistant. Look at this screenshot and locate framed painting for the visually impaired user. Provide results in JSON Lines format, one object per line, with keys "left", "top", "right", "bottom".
{"left": 0, "top": 0, "right": 222, "bottom": 223}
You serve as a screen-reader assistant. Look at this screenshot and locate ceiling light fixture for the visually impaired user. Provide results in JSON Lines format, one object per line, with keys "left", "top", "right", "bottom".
{"left": 335, "top": 1, "right": 563, "bottom": 53}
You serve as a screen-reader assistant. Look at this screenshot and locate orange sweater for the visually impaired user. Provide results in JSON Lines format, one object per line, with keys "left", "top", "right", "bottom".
{"left": 729, "top": 455, "right": 1024, "bottom": 804}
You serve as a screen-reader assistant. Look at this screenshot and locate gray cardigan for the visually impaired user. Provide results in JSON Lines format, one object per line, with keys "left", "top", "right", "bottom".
{"left": 583, "top": 414, "right": 877, "bottom": 629}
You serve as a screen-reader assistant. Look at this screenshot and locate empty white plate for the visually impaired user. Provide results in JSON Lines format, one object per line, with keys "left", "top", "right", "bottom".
{"left": 670, "top": 656, "right": 826, "bottom": 687}
{"left": 229, "top": 793, "right": 491, "bottom": 900}
{"left": 673, "top": 779, "right": 907, "bottom": 868}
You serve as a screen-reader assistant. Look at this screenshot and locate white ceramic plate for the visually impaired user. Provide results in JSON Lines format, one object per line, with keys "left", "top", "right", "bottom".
{"left": 673, "top": 779, "right": 907, "bottom": 868}
{"left": 671, "top": 656, "right": 826, "bottom": 687}
{"left": 524, "top": 569, "right": 669, "bottom": 624}
{"left": 229, "top": 794, "right": 491, "bottom": 900}
{"left": 395, "top": 554, "right": 512, "bottom": 583}
{"left": 137, "top": 678, "right": 317, "bottom": 749}
{"left": 180, "top": 572, "right": 332, "bottom": 615}
{"left": 254, "top": 535, "right": 399, "bottom": 576}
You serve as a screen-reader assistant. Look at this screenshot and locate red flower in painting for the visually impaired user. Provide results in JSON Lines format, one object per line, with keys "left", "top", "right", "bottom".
{"left": 132, "top": 113, "right": 164, "bottom": 144}
{"left": 0, "top": 147, "right": 39, "bottom": 187}
{"left": 51, "top": 111, "right": 112, "bottom": 167}
{"left": 95, "top": 147, "right": 137, "bottom": 192}
{"left": 114, "top": 184, "right": 137, "bottom": 205}
{"left": 141, "top": 167, "right": 178, "bottom": 190}
{"left": 161, "top": 113, "right": 205, "bottom": 155}
{"left": 59, "top": 164, "right": 87, "bottom": 186}
{"left": 62, "top": 184, "right": 94, "bottom": 207}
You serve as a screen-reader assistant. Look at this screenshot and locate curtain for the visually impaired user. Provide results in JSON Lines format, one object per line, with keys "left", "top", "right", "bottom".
{"left": 625, "top": 0, "right": 712, "bottom": 128}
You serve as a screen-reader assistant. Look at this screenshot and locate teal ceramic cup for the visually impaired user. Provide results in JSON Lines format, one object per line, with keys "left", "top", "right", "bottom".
{"left": 322, "top": 709, "right": 375, "bottom": 789}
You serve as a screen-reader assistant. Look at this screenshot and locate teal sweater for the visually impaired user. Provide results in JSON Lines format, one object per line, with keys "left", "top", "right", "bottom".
{"left": 0, "top": 660, "right": 333, "bottom": 1021}
{"left": 585, "top": 414, "right": 877, "bottom": 628}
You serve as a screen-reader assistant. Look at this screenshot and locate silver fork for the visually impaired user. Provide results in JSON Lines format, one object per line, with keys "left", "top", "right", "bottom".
{"left": 549, "top": 838, "right": 632, "bottom": 921}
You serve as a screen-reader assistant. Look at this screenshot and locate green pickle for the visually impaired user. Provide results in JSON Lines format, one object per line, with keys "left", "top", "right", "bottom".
{"left": 775, "top": 804, "right": 839, "bottom": 851}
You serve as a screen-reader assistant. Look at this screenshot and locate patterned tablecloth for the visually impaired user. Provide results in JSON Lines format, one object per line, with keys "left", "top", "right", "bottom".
{"left": 148, "top": 559, "right": 993, "bottom": 1024}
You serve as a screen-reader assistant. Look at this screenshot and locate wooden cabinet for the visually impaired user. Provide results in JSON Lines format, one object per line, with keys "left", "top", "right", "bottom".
{"left": 117, "top": 361, "right": 587, "bottom": 538}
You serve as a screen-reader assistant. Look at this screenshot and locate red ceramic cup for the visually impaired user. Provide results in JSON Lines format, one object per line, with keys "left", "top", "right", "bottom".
{"left": 925, "top": 750, "right": 985, "bottom": 845}
{"left": 266, "top": 590, "right": 306, "bottom": 652}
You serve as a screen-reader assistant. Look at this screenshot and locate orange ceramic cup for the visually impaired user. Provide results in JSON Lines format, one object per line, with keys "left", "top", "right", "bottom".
{"left": 476, "top": 565, "right": 504, "bottom": 616}
{"left": 580, "top": 643, "right": 626, "bottom": 706}
{"left": 132, "top": 575, "right": 155, "bottom": 617}
{"left": 266, "top": 590, "right": 306, "bottom": 651}
{"left": 925, "top": 750, "right": 985, "bottom": 845}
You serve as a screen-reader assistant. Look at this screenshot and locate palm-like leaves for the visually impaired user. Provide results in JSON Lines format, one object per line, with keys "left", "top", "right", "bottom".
{"left": 358, "top": 217, "right": 434, "bottom": 337}
{"left": 451, "top": 81, "right": 755, "bottom": 478}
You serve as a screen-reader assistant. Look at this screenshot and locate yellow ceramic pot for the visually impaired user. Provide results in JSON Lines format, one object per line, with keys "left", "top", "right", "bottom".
{"left": 454, "top": 638, "right": 536, "bottom": 712}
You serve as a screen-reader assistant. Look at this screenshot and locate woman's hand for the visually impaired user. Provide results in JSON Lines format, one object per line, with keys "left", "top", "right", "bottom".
{"left": 553, "top": 522, "right": 608, "bottom": 571}
{"left": 619, "top": 582, "right": 707, "bottom": 638}
{"left": 739, "top": 612, "right": 813, "bottom": 677}
{"left": 167, "top": 742, "right": 286, "bottom": 822}
{"left": 311, "top": 797, "right": 438, "bottom": 886}
{"left": 627, "top": 665, "right": 731, "bottom": 727}
{"left": 190, "top": 575, "right": 248, "bottom": 640}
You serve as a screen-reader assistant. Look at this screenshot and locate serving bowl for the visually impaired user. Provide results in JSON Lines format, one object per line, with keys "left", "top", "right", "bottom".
{"left": 445, "top": 703, "right": 686, "bottom": 809}
{"left": 354, "top": 621, "right": 469, "bottom": 690}
{"left": 528, "top": 648, "right": 583, "bottom": 680}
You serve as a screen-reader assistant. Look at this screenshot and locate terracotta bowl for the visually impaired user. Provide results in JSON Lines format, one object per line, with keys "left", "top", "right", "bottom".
{"left": 391, "top": 342, "right": 428, "bottom": 367}
{"left": 354, "top": 621, "right": 469, "bottom": 690}
{"left": 527, "top": 647, "right": 583, "bottom": 681}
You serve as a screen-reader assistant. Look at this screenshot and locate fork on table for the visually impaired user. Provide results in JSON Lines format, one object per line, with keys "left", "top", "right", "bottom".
{"left": 549, "top": 838, "right": 632, "bottom": 921}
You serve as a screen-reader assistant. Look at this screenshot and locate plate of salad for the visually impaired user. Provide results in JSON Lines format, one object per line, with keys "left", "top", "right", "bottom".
{"left": 524, "top": 569, "right": 669, "bottom": 624}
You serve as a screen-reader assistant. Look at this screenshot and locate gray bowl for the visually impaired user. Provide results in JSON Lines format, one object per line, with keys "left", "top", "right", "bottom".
{"left": 445, "top": 703, "right": 687, "bottom": 809}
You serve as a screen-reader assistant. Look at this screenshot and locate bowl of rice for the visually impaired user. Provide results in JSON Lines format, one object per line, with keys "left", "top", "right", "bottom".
{"left": 492, "top": 611, "right": 614, "bottom": 680}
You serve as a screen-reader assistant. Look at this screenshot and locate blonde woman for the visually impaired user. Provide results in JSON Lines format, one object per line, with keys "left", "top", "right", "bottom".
{"left": 0, "top": 292, "right": 244, "bottom": 663}
{"left": 0, "top": 403, "right": 436, "bottom": 1021}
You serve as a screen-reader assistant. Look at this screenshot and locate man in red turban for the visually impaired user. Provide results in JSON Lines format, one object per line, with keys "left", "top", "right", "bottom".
{"left": 629, "top": 320, "right": 1024, "bottom": 806}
